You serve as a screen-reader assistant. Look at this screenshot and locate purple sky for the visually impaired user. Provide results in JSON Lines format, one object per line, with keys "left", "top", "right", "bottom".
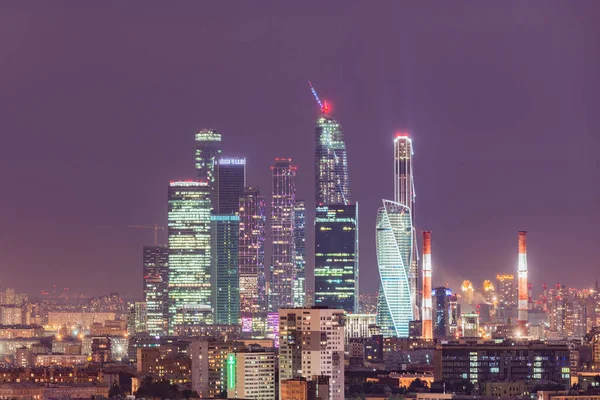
{"left": 0, "top": 2, "right": 598, "bottom": 299}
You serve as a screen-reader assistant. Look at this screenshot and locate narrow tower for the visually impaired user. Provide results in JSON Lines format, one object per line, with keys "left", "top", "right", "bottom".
{"left": 422, "top": 231, "right": 433, "bottom": 340}
{"left": 517, "top": 231, "right": 528, "bottom": 330}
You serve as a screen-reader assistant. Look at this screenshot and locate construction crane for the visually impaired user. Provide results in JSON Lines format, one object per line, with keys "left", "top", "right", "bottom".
{"left": 127, "top": 223, "right": 165, "bottom": 246}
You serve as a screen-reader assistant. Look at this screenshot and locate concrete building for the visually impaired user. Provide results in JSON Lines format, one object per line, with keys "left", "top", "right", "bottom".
{"left": 279, "top": 307, "right": 345, "bottom": 400}
{"left": 190, "top": 339, "right": 245, "bottom": 398}
{"left": 226, "top": 350, "right": 275, "bottom": 399}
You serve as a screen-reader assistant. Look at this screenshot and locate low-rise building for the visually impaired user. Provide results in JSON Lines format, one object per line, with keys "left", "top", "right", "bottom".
{"left": 0, "top": 383, "right": 109, "bottom": 399}
{"left": 0, "top": 325, "right": 43, "bottom": 339}
{"left": 35, "top": 354, "right": 88, "bottom": 367}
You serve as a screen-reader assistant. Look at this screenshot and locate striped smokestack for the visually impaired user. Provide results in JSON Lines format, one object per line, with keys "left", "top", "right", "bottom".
{"left": 517, "top": 231, "right": 528, "bottom": 330}
{"left": 422, "top": 231, "right": 433, "bottom": 339}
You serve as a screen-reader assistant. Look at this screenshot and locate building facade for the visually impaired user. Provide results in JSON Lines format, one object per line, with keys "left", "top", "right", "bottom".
{"left": 279, "top": 307, "right": 345, "bottom": 400}
{"left": 376, "top": 200, "right": 414, "bottom": 338}
{"left": 269, "top": 159, "right": 297, "bottom": 311}
{"left": 315, "top": 115, "right": 350, "bottom": 205}
{"left": 194, "top": 129, "right": 222, "bottom": 211}
{"left": 226, "top": 351, "right": 275, "bottom": 400}
{"left": 215, "top": 158, "right": 246, "bottom": 215}
{"left": 314, "top": 204, "right": 359, "bottom": 312}
{"left": 143, "top": 245, "right": 169, "bottom": 336}
{"left": 293, "top": 200, "right": 306, "bottom": 308}
{"left": 167, "top": 181, "right": 212, "bottom": 332}
{"left": 210, "top": 215, "right": 240, "bottom": 326}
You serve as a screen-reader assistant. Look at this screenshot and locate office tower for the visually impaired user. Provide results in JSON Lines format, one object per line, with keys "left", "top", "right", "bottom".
{"left": 127, "top": 302, "right": 147, "bottom": 336}
{"left": 422, "top": 231, "right": 433, "bottom": 340}
{"left": 393, "top": 134, "right": 419, "bottom": 320}
{"left": 517, "top": 231, "right": 528, "bottom": 330}
{"left": 293, "top": 200, "right": 306, "bottom": 307}
{"left": 376, "top": 199, "right": 414, "bottom": 338}
{"left": 190, "top": 339, "right": 243, "bottom": 398}
{"left": 482, "top": 280, "right": 496, "bottom": 304}
{"left": 226, "top": 350, "right": 276, "bottom": 400}
{"left": 195, "top": 129, "right": 222, "bottom": 210}
{"left": 496, "top": 274, "right": 517, "bottom": 308}
{"left": 314, "top": 113, "right": 351, "bottom": 205}
{"left": 216, "top": 158, "right": 246, "bottom": 215}
{"left": 448, "top": 294, "right": 459, "bottom": 337}
{"left": 238, "top": 187, "right": 267, "bottom": 318}
{"left": 143, "top": 245, "right": 169, "bottom": 336}
{"left": 269, "top": 158, "right": 297, "bottom": 311}
{"left": 461, "top": 280, "right": 474, "bottom": 305}
{"left": 461, "top": 312, "right": 480, "bottom": 338}
{"left": 314, "top": 204, "right": 359, "bottom": 312}
{"left": 279, "top": 307, "right": 345, "bottom": 400}
{"left": 433, "top": 287, "right": 451, "bottom": 339}
{"left": 211, "top": 215, "right": 240, "bottom": 325}
{"left": 167, "top": 181, "right": 212, "bottom": 333}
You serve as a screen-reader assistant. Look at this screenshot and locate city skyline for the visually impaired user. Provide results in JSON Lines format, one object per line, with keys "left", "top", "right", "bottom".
{"left": 0, "top": 2, "right": 598, "bottom": 298}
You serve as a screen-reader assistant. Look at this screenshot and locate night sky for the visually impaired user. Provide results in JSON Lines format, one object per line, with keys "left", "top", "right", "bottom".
{"left": 1, "top": 2, "right": 598, "bottom": 299}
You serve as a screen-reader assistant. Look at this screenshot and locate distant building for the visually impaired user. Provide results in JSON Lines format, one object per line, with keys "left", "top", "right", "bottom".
{"left": 269, "top": 159, "right": 297, "bottom": 311}
{"left": 194, "top": 129, "right": 222, "bottom": 211}
{"left": 167, "top": 181, "right": 212, "bottom": 332}
{"left": 136, "top": 347, "right": 191, "bottom": 383}
{"left": 226, "top": 350, "right": 275, "bottom": 399}
{"left": 279, "top": 307, "right": 345, "bottom": 400}
{"left": 190, "top": 339, "right": 245, "bottom": 398}
{"left": 35, "top": 354, "right": 88, "bottom": 367}
{"left": 433, "top": 287, "right": 451, "bottom": 339}
{"left": 461, "top": 313, "right": 479, "bottom": 338}
{"left": 434, "top": 340, "right": 571, "bottom": 393}
{"left": 215, "top": 158, "right": 245, "bottom": 215}
{"left": 281, "top": 376, "right": 330, "bottom": 400}
{"left": 210, "top": 215, "right": 240, "bottom": 325}
{"left": 143, "top": 245, "right": 169, "bottom": 336}
{"left": 127, "top": 303, "right": 147, "bottom": 336}
{"left": 314, "top": 204, "right": 359, "bottom": 312}
{"left": 293, "top": 199, "right": 306, "bottom": 307}
{"left": 345, "top": 314, "right": 377, "bottom": 344}
{"left": 0, "top": 325, "right": 43, "bottom": 339}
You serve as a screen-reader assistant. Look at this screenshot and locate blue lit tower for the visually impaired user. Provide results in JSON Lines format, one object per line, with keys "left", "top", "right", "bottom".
{"left": 376, "top": 134, "right": 417, "bottom": 337}
{"left": 269, "top": 159, "right": 297, "bottom": 311}
{"left": 311, "top": 82, "right": 359, "bottom": 313}
{"left": 167, "top": 181, "right": 212, "bottom": 333}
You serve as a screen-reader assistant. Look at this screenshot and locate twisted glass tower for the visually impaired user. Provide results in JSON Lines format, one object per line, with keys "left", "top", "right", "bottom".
{"left": 376, "top": 134, "right": 416, "bottom": 337}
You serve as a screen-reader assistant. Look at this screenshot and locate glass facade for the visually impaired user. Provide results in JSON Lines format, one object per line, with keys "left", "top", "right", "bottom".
{"left": 216, "top": 158, "right": 246, "bottom": 215}
{"left": 194, "top": 129, "right": 222, "bottom": 211}
{"left": 376, "top": 200, "right": 414, "bottom": 337}
{"left": 293, "top": 199, "right": 306, "bottom": 307}
{"left": 269, "top": 159, "right": 296, "bottom": 311}
{"left": 315, "top": 115, "right": 350, "bottom": 205}
{"left": 211, "top": 215, "right": 240, "bottom": 325}
{"left": 143, "top": 245, "right": 169, "bottom": 336}
{"left": 167, "top": 181, "right": 212, "bottom": 333}
{"left": 238, "top": 187, "right": 267, "bottom": 316}
{"left": 314, "top": 204, "right": 359, "bottom": 313}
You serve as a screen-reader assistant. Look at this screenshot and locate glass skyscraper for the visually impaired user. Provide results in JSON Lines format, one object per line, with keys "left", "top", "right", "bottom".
{"left": 238, "top": 187, "right": 267, "bottom": 315}
{"left": 315, "top": 115, "right": 350, "bottom": 205}
{"left": 216, "top": 158, "right": 246, "bottom": 215}
{"left": 376, "top": 200, "right": 414, "bottom": 338}
{"left": 167, "top": 181, "right": 212, "bottom": 333}
{"left": 293, "top": 199, "right": 306, "bottom": 307}
{"left": 314, "top": 204, "right": 359, "bottom": 312}
{"left": 211, "top": 215, "right": 240, "bottom": 325}
{"left": 313, "top": 106, "right": 359, "bottom": 313}
{"left": 195, "top": 129, "right": 222, "bottom": 211}
{"left": 143, "top": 245, "right": 169, "bottom": 336}
{"left": 269, "top": 158, "right": 297, "bottom": 311}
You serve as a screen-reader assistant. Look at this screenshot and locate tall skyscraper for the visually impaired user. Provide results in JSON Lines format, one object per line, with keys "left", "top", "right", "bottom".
{"left": 211, "top": 215, "right": 240, "bottom": 325}
{"left": 393, "top": 134, "right": 419, "bottom": 320}
{"left": 375, "top": 200, "right": 414, "bottom": 337}
{"left": 143, "top": 245, "right": 169, "bottom": 336}
{"left": 195, "top": 129, "right": 222, "bottom": 210}
{"left": 315, "top": 114, "right": 351, "bottom": 205}
{"left": 269, "top": 159, "right": 296, "bottom": 311}
{"left": 238, "top": 187, "right": 267, "bottom": 317}
{"left": 314, "top": 204, "right": 359, "bottom": 312}
{"left": 433, "top": 286, "right": 452, "bottom": 339}
{"left": 167, "top": 181, "right": 212, "bottom": 333}
{"left": 376, "top": 133, "right": 417, "bottom": 338}
{"left": 311, "top": 85, "right": 359, "bottom": 313}
{"left": 216, "top": 158, "right": 246, "bottom": 215}
{"left": 279, "top": 307, "right": 345, "bottom": 400}
{"left": 293, "top": 199, "right": 306, "bottom": 307}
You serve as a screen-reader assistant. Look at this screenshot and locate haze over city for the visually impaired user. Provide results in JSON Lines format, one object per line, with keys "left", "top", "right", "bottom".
{"left": 0, "top": 1, "right": 598, "bottom": 299}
